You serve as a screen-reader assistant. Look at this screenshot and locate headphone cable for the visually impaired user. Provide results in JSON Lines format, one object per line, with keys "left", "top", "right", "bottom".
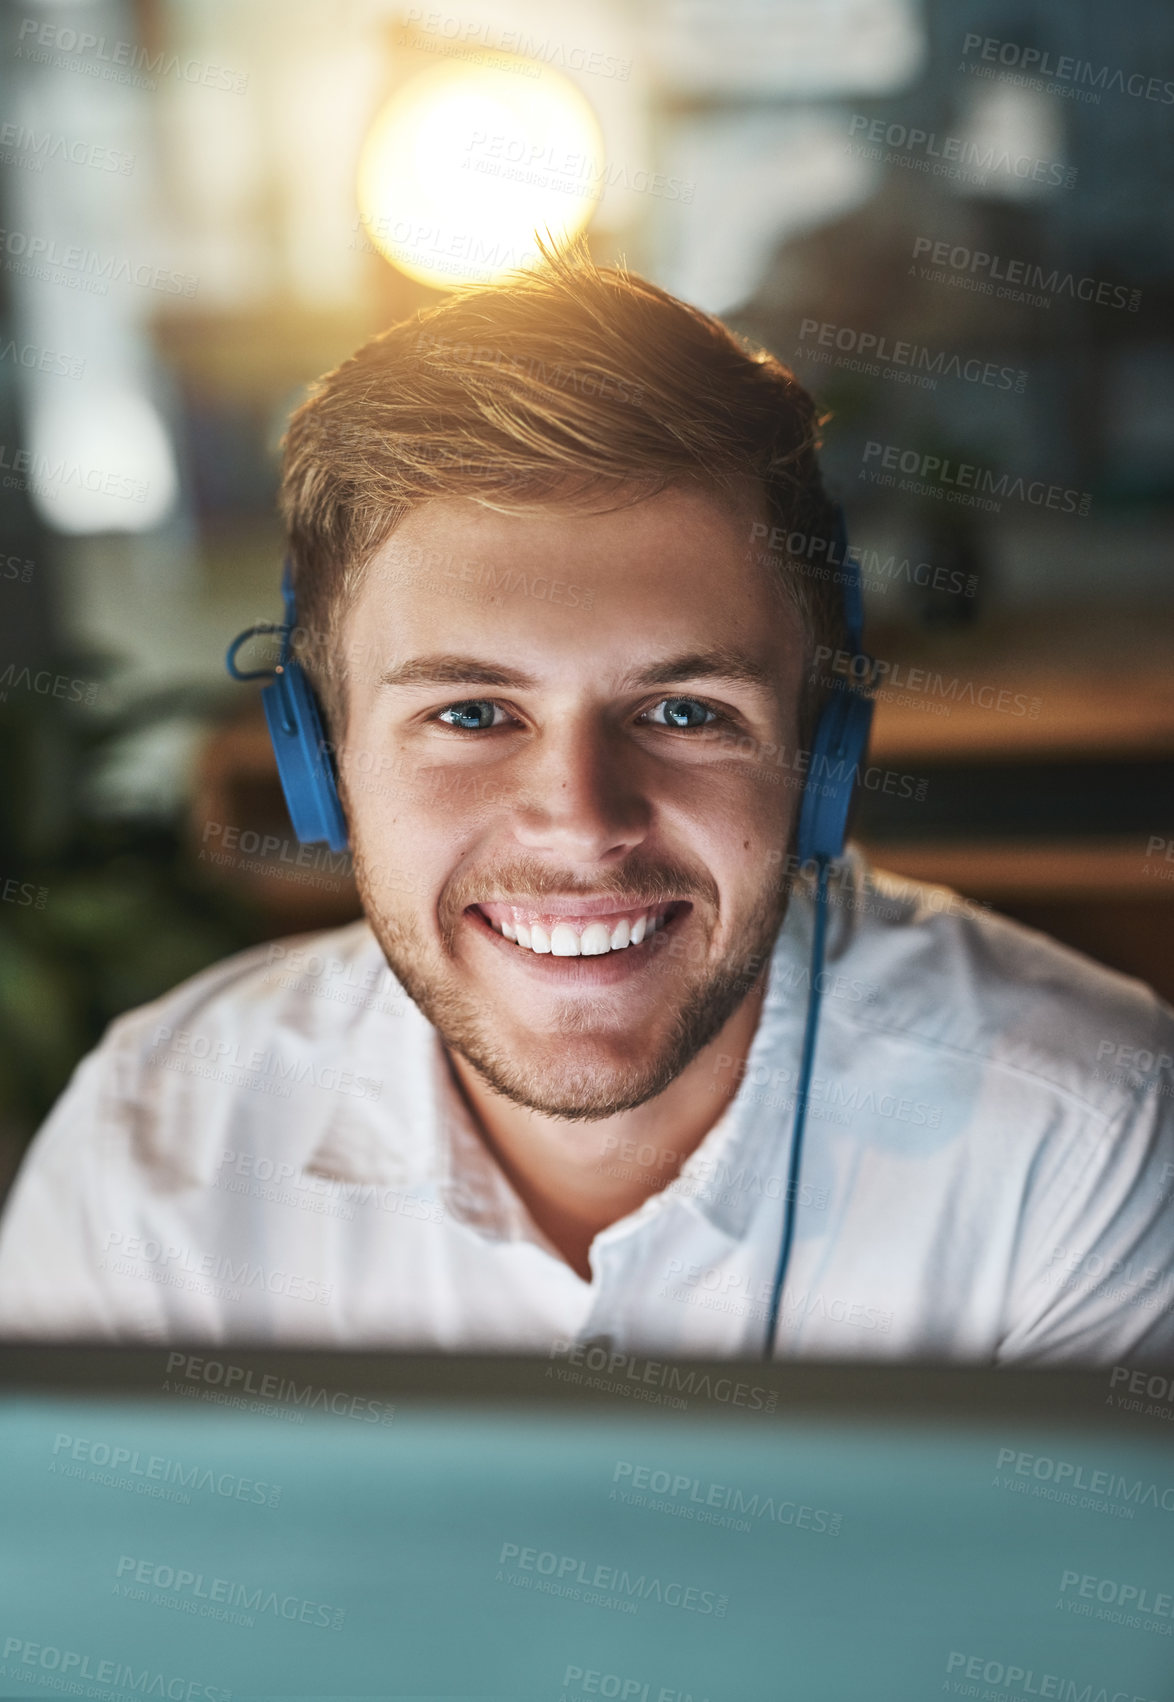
{"left": 763, "top": 856, "right": 831, "bottom": 1359}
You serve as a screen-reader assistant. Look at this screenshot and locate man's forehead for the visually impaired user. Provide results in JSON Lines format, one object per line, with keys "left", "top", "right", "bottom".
{"left": 340, "top": 482, "right": 801, "bottom": 686}
{"left": 374, "top": 479, "right": 768, "bottom": 561}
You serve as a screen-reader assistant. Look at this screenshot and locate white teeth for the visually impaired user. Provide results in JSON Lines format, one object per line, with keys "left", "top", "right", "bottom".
{"left": 580, "top": 922, "right": 612, "bottom": 956}
{"left": 487, "top": 906, "right": 675, "bottom": 957}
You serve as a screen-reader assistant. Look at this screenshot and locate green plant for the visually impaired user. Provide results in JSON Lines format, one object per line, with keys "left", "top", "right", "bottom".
{"left": 0, "top": 658, "right": 268, "bottom": 1149}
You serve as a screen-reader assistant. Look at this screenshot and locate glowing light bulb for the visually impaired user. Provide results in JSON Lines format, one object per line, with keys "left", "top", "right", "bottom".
{"left": 356, "top": 55, "right": 604, "bottom": 290}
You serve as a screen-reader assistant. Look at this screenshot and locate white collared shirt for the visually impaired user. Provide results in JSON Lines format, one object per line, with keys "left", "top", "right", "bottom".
{"left": 1, "top": 845, "right": 1172, "bottom": 1365}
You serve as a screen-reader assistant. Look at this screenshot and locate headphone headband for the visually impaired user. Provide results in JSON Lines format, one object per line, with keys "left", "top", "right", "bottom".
{"left": 278, "top": 559, "right": 298, "bottom": 650}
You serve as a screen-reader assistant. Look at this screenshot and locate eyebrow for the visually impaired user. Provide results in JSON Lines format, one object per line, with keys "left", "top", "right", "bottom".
{"left": 377, "top": 647, "right": 776, "bottom": 693}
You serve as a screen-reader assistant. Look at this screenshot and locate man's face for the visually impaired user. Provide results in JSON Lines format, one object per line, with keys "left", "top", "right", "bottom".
{"left": 336, "top": 483, "right": 806, "bottom": 1121}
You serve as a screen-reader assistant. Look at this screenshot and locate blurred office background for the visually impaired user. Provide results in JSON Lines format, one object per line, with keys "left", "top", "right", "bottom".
{"left": 1, "top": 0, "right": 1172, "bottom": 1181}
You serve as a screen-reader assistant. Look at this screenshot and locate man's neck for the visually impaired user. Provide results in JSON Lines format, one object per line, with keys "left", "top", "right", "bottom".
{"left": 444, "top": 979, "right": 767, "bottom": 1281}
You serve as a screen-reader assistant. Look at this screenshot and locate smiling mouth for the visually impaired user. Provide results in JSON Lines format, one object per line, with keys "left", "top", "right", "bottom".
{"left": 469, "top": 900, "right": 690, "bottom": 958}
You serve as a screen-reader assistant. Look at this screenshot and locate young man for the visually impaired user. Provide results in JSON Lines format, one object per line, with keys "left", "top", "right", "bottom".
{"left": 1, "top": 250, "right": 1171, "bottom": 1363}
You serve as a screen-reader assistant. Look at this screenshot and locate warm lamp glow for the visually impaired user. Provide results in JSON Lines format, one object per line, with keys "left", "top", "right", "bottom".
{"left": 356, "top": 55, "right": 604, "bottom": 290}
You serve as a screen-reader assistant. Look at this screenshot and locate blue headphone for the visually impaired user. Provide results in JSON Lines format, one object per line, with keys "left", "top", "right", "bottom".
{"left": 226, "top": 513, "right": 874, "bottom": 1359}
{"left": 225, "top": 563, "right": 347, "bottom": 852}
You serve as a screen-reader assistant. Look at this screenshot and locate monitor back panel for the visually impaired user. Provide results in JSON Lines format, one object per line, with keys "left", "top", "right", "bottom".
{"left": 0, "top": 1350, "right": 1171, "bottom": 1701}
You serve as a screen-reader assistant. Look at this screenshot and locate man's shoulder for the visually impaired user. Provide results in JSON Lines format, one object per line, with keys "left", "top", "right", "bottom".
{"left": 102, "top": 916, "right": 424, "bottom": 1102}
{"left": 827, "top": 846, "right": 1174, "bottom": 1118}
{"left": 45, "top": 920, "right": 421, "bottom": 1172}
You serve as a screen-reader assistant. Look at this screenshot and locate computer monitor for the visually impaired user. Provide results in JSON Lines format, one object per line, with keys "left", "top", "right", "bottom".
{"left": 0, "top": 1349, "right": 1171, "bottom": 1701}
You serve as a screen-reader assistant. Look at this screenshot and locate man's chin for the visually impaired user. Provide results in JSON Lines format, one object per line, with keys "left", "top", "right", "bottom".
{"left": 447, "top": 1029, "right": 687, "bottom": 1122}
{"left": 443, "top": 956, "right": 764, "bottom": 1120}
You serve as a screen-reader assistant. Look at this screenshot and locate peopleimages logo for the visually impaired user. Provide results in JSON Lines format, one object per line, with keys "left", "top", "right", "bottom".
{"left": 610, "top": 1458, "right": 842, "bottom": 1535}
{"left": 945, "top": 1649, "right": 1159, "bottom": 1700}
{"left": 750, "top": 520, "right": 978, "bottom": 601}
{"left": 164, "top": 1352, "right": 396, "bottom": 1425}
{"left": 846, "top": 112, "right": 1074, "bottom": 190}
{"left": 350, "top": 215, "right": 539, "bottom": 279}
{"left": 912, "top": 235, "right": 1140, "bottom": 313}
{"left": 50, "top": 1430, "right": 282, "bottom": 1507}
{"left": 0, "top": 662, "right": 100, "bottom": 704}
{"left": 496, "top": 1541, "right": 727, "bottom": 1616}
{"left": 798, "top": 315, "right": 1027, "bottom": 392}
{"left": 400, "top": 6, "right": 632, "bottom": 80}
{"left": 1, "top": 875, "right": 48, "bottom": 909}
{"left": 200, "top": 818, "right": 354, "bottom": 878}
{"left": 811, "top": 643, "right": 1042, "bottom": 720}
{"left": 463, "top": 133, "right": 694, "bottom": 204}
{"left": 1108, "top": 1364, "right": 1174, "bottom": 1420}
{"left": 547, "top": 1339, "right": 778, "bottom": 1413}
{"left": 561, "top": 1668, "right": 707, "bottom": 1702}
{"left": 101, "top": 1232, "right": 335, "bottom": 1309}
{"left": 0, "top": 227, "right": 197, "bottom": 297}
{"left": 114, "top": 1554, "right": 347, "bottom": 1630}
{"left": 960, "top": 32, "right": 1174, "bottom": 105}
{"left": 14, "top": 16, "right": 248, "bottom": 94}
{"left": 0, "top": 442, "right": 148, "bottom": 504}
{"left": 0, "top": 1638, "right": 230, "bottom": 1701}
{"left": 0, "top": 120, "right": 134, "bottom": 175}
{"left": 1058, "top": 1568, "right": 1174, "bottom": 1628}
{"left": 0, "top": 335, "right": 86, "bottom": 379}
{"left": 861, "top": 439, "right": 1092, "bottom": 518}
{"left": 149, "top": 1023, "right": 381, "bottom": 1104}
{"left": 993, "top": 1445, "right": 1174, "bottom": 1515}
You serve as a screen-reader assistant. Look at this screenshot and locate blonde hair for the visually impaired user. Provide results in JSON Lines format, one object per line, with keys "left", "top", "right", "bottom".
{"left": 279, "top": 236, "right": 844, "bottom": 734}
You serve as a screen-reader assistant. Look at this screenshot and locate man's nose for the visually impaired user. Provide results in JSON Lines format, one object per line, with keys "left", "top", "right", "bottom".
{"left": 508, "top": 721, "right": 650, "bottom": 863}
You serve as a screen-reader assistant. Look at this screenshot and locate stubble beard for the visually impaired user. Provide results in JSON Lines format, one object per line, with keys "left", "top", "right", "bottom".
{"left": 351, "top": 844, "right": 792, "bottom": 1123}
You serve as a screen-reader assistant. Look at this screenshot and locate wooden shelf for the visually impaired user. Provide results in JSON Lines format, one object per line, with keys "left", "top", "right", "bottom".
{"left": 870, "top": 681, "right": 1174, "bottom": 763}
{"left": 860, "top": 838, "right": 1174, "bottom": 901}
{"left": 864, "top": 607, "right": 1174, "bottom": 764}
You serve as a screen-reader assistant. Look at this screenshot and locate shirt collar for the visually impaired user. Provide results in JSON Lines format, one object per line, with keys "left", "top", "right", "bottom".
{"left": 429, "top": 1042, "right": 556, "bottom": 1245}
{"left": 659, "top": 874, "right": 816, "bottom": 1241}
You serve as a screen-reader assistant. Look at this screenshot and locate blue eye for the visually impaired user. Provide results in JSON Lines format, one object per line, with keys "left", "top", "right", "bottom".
{"left": 649, "top": 696, "right": 719, "bottom": 729}
{"left": 434, "top": 696, "right": 726, "bottom": 733}
{"left": 438, "top": 700, "right": 502, "bottom": 731}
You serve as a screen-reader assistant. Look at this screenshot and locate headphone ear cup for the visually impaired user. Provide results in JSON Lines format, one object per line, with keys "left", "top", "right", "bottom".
{"left": 261, "top": 660, "right": 349, "bottom": 852}
{"left": 795, "top": 687, "right": 875, "bottom": 866}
